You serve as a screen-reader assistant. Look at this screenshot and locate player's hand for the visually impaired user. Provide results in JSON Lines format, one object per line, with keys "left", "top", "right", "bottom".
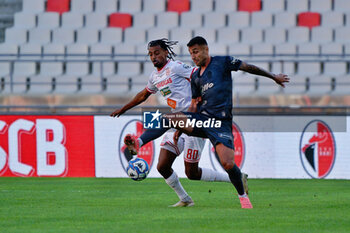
{"left": 110, "top": 108, "right": 124, "bottom": 118}
{"left": 273, "top": 74, "right": 290, "bottom": 88}
{"left": 173, "top": 130, "right": 182, "bottom": 145}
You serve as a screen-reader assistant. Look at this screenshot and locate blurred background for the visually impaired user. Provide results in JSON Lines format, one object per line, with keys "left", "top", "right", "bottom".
{"left": 0, "top": 0, "right": 349, "bottom": 113}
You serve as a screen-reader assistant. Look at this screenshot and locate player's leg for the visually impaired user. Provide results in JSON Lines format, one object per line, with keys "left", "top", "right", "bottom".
{"left": 215, "top": 143, "right": 252, "bottom": 209}
{"left": 158, "top": 132, "right": 193, "bottom": 207}
{"left": 183, "top": 136, "right": 230, "bottom": 182}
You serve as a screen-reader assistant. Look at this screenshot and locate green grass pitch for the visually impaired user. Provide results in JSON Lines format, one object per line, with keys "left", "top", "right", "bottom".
{"left": 0, "top": 178, "right": 349, "bottom": 233}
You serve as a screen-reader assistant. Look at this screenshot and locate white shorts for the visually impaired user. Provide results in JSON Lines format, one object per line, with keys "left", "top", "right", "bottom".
{"left": 160, "top": 130, "right": 206, "bottom": 163}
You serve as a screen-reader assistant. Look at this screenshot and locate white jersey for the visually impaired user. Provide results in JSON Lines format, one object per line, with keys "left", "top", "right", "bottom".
{"left": 146, "top": 60, "right": 196, "bottom": 112}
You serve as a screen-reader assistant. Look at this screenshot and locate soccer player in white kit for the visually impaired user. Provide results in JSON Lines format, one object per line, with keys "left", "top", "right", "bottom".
{"left": 111, "top": 39, "right": 242, "bottom": 207}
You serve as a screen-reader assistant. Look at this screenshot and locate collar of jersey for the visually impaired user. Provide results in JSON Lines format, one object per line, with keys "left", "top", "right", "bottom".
{"left": 157, "top": 60, "right": 171, "bottom": 73}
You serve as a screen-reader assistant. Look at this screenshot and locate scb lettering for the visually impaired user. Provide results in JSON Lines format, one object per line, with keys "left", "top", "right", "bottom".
{"left": 0, "top": 119, "right": 67, "bottom": 176}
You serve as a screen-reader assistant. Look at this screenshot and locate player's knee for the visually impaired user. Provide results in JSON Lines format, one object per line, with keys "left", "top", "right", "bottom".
{"left": 221, "top": 160, "right": 234, "bottom": 170}
{"left": 157, "top": 163, "right": 169, "bottom": 176}
{"left": 185, "top": 168, "right": 201, "bottom": 180}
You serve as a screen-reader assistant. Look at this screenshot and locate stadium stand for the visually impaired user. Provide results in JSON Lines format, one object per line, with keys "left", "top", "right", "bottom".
{"left": 0, "top": 0, "right": 348, "bottom": 106}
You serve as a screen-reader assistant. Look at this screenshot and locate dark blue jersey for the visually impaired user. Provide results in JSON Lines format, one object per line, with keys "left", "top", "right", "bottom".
{"left": 191, "top": 56, "right": 242, "bottom": 120}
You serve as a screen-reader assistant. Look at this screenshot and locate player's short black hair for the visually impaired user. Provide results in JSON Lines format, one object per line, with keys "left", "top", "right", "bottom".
{"left": 147, "top": 38, "right": 178, "bottom": 60}
{"left": 187, "top": 36, "right": 208, "bottom": 47}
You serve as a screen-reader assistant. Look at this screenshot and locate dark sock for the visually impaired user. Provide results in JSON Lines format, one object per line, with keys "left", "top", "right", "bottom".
{"left": 140, "top": 117, "right": 170, "bottom": 145}
{"left": 226, "top": 164, "right": 245, "bottom": 195}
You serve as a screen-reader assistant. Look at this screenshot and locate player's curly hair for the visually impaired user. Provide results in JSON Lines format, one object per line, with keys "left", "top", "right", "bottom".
{"left": 147, "top": 38, "right": 178, "bottom": 60}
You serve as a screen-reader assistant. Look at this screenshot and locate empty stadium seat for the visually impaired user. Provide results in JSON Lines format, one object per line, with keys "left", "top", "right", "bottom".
{"left": 109, "top": 13, "right": 132, "bottom": 30}
{"left": 228, "top": 44, "right": 250, "bottom": 56}
{"left": 52, "top": 28, "right": 75, "bottom": 45}
{"left": 311, "top": 27, "right": 333, "bottom": 44}
{"left": 262, "top": 0, "right": 285, "bottom": 13}
{"left": 297, "top": 62, "right": 321, "bottom": 76}
{"left": 265, "top": 28, "right": 286, "bottom": 44}
{"left": 22, "top": 0, "right": 45, "bottom": 13}
{"left": 251, "top": 12, "right": 273, "bottom": 28}
{"left": 76, "top": 28, "right": 99, "bottom": 45}
{"left": 194, "top": 28, "right": 216, "bottom": 43}
{"left": 320, "top": 44, "right": 343, "bottom": 55}
{"left": 170, "top": 28, "right": 193, "bottom": 45}
{"left": 308, "top": 75, "right": 333, "bottom": 94}
{"left": 147, "top": 28, "right": 169, "bottom": 41}
{"left": 40, "top": 61, "right": 64, "bottom": 76}
{"left": 204, "top": 12, "right": 226, "bottom": 28}
{"left": 29, "top": 28, "right": 51, "bottom": 45}
{"left": 233, "top": 73, "right": 256, "bottom": 94}
{"left": 334, "top": 76, "right": 350, "bottom": 94}
{"left": 100, "top": 28, "right": 123, "bottom": 45}
{"left": 5, "top": 28, "right": 27, "bottom": 44}
{"left": 215, "top": 0, "right": 237, "bottom": 12}
{"left": 323, "top": 62, "right": 347, "bottom": 76}
{"left": 209, "top": 44, "right": 227, "bottom": 55}
{"left": 79, "top": 75, "right": 104, "bottom": 93}
{"left": 343, "top": 44, "right": 350, "bottom": 55}
{"left": 117, "top": 62, "right": 141, "bottom": 76}
{"left": 85, "top": 13, "right": 108, "bottom": 29}
{"left": 156, "top": 12, "right": 179, "bottom": 28}
{"left": 282, "top": 75, "right": 307, "bottom": 94}
{"left": 256, "top": 75, "right": 281, "bottom": 94}
{"left": 274, "top": 12, "right": 296, "bottom": 28}
{"left": 61, "top": 12, "right": 84, "bottom": 29}
{"left": 42, "top": 44, "right": 65, "bottom": 59}
{"left": 124, "top": 28, "right": 146, "bottom": 44}
{"left": 95, "top": 0, "right": 118, "bottom": 13}
{"left": 37, "top": 12, "right": 60, "bottom": 29}
{"left": 322, "top": 12, "right": 344, "bottom": 28}
{"left": 14, "top": 13, "right": 36, "bottom": 29}
{"left": 238, "top": 0, "right": 261, "bottom": 12}
{"left": 286, "top": 0, "right": 308, "bottom": 13}
{"left": 334, "top": 0, "right": 350, "bottom": 12}
{"left": 19, "top": 44, "right": 42, "bottom": 59}
{"left": 133, "top": 13, "right": 156, "bottom": 29}
{"left": 46, "top": 0, "right": 70, "bottom": 14}
{"left": 12, "top": 76, "right": 30, "bottom": 93}
{"left": 288, "top": 27, "right": 310, "bottom": 43}
{"left": 251, "top": 43, "right": 274, "bottom": 57}
{"left": 298, "top": 43, "right": 320, "bottom": 56}
{"left": 217, "top": 28, "right": 239, "bottom": 44}
{"left": 13, "top": 62, "right": 37, "bottom": 76}
{"left": 335, "top": 28, "right": 350, "bottom": 43}
{"left": 143, "top": 0, "right": 166, "bottom": 13}
{"left": 71, "top": 0, "right": 93, "bottom": 13}
{"left": 298, "top": 12, "right": 321, "bottom": 29}
{"left": 310, "top": 0, "right": 332, "bottom": 12}
{"left": 227, "top": 12, "right": 250, "bottom": 28}
{"left": 92, "top": 62, "right": 115, "bottom": 77}
{"left": 114, "top": 43, "right": 136, "bottom": 55}
{"left": 28, "top": 75, "right": 54, "bottom": 93}
{"left": 241, "top": 28, "right": 263, "bottom": 44}
{"left": 0, "top": 62, "right": 11, "bottom": 77}
{"left": 142, "top": 62, "right": 155, "bottom": 75}
{"left": 167, "top": 0, "right": 190, "bottom": 14}
{"left": 119, "top": 0, "right": 142, "bottom": 13}
{"left": 191, "top": 0, "right": 213, "bottom": 13}
{"left": 54, "top": 75, "right": 79, "bottom": 93}
{"left": 180, "top": 12, "right": 202, "bottom": 28}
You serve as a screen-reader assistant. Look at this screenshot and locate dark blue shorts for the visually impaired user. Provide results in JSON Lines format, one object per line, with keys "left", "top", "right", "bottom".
{"left": 181, "top": 112, "right": 234, "bottom": 150}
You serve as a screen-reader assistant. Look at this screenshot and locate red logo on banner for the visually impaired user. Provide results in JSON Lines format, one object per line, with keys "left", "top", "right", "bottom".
{"left": 209, "top": 121, "right": 245, "bottom": 170}
{"left": 300, "top": 120, "right": 336, "bottom": 178}
{"left": 0, "top": 116, "right": 95, "bottom": 177}
{"left": 119, "top": 120, "right": 155, "bottom": 172}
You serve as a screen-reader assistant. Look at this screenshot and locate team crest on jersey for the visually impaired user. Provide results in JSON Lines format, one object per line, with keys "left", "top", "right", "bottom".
{"left": 165, "top": 68, "right": 171, "bottom": 76}
{"left": 209, "top": 121, "right": 245, "bottom": 171}
{"left": 299, "top": 120, "right": 336, "bottom": 179}
{"left": 119, "top": 119, "right": 155, "bottom": 174}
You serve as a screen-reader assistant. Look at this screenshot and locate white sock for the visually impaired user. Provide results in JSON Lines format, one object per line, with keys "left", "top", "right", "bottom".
{"left": 200, "top": 168, "right": 231, "bottom": 182}
{"left": 137, "top": 138, "right": 143, "bottom": 147}
{"left": 165, "top": 172, "right": 191, "bottom": 202}
{"left": 238, "top": 193, "right": 247, "bottom": 198}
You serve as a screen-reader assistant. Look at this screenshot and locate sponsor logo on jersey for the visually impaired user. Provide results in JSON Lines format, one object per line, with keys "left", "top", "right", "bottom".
{"left": 156, "top": 78, "right": 172, "bottom": 89}
{"left": 201, "top": 82, "right": 214, "bottom": 95}
{"left": 300, "top": 120, "right": 336, "bottom": 178}
{"left": 119, "top": 119, "right": 155, "bottom": 174}
{"left": 209, "top": 122, "right": 245, "bottom": 171}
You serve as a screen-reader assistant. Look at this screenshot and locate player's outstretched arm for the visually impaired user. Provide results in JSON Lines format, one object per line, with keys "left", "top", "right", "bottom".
{"left": 110, "top": 88, "right": 152, "bottom": 117}
{"left": 239, "top": 61, "right": 290, "bottom": 88}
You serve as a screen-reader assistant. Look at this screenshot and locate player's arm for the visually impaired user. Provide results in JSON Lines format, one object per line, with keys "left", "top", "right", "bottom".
{"left": 239, "top": 61, "right": 290, "bottom": 87}
{"left": 110, "top": 88, "right": 152, "bottom": 117}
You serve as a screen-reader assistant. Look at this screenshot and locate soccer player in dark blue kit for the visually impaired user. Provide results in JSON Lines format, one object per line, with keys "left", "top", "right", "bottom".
{"left": 120, "top": 36, "right": 290, "bottom": 208}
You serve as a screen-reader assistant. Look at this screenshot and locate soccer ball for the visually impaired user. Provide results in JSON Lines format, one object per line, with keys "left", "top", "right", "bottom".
{"left": 126, "top": 157, "right": 150, "bottom": 181}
